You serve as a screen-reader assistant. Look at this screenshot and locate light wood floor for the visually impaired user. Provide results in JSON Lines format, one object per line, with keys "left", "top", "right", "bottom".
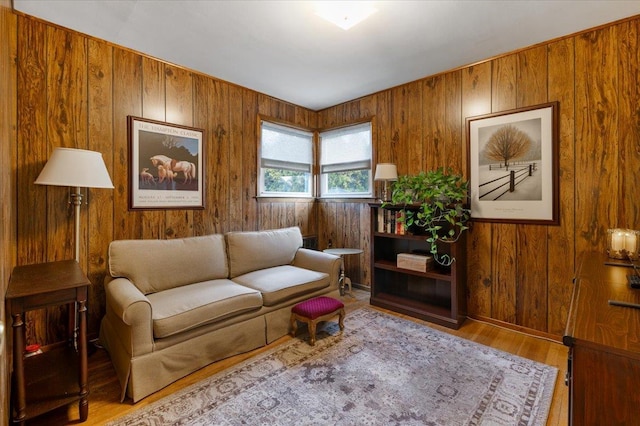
{"left": 28, "top": 289, "right": 568, "bottom": 425}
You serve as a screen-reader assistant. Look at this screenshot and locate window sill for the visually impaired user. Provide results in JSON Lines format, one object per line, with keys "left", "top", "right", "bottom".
{"left": 254, "top": 197, "right": 377, "bottom": 204}
{"left": 255, "top": 196, "right": 315, "bottom": 203}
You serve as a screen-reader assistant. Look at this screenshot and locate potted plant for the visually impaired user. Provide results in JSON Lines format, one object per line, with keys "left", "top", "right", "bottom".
{"left": 386, "top": 167, "right": 471, "bottom": 266}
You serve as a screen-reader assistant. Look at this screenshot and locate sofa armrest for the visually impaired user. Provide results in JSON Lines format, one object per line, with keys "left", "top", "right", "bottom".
{"left": 104, "top": 277, "right": 154, "bottom": 357}
{"left": 292, "top": 248, "right": 341, "bottom": 290}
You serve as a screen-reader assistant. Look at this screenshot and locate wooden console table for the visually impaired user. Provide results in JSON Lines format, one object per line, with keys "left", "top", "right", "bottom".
{"left": 563, "top": 251, "right": 640, "bottom": 425}
{"left": 6, "top": 260, "right": 90, "bottom": 424}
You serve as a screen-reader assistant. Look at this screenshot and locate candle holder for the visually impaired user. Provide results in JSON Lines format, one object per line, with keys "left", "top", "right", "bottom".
{"left": 606, "top": 228, "right": 640, "bottom": 260}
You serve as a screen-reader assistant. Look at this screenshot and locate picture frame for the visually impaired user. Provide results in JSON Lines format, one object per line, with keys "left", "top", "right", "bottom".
{"left": 466, "top": 102, "right": 559, "bottom": 225}
{"left": 128, "top": 116, "right": 205, "bottom": 210}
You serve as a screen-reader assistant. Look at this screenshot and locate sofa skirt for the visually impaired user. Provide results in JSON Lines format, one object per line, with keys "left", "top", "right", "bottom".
{"left": 102, "top": 315, "right": 266, "bottom": 402}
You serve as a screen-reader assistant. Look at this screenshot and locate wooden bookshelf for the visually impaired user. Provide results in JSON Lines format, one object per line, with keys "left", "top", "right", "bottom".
{"left": 369, "top": 203, "right": 467, "bottom": 329}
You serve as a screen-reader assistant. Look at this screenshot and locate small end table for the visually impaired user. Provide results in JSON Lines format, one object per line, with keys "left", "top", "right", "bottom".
{"left": 6, "top": 260, "right": 90, "bottom": 425}
{"left": 323, "top": 248, "right": 363, "bottom": 296}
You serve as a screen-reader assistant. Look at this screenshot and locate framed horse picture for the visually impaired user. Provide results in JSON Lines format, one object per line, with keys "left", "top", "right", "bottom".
{"left": 128, "top": 116, "right": 205, "bottom": 210}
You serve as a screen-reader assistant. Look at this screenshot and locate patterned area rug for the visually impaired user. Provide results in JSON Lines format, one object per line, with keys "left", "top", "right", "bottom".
{"left": 108, "top": 308, "right": 557, "bottom": 425}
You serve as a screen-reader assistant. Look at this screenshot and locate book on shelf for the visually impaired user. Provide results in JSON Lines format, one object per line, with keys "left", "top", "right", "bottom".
{"left": 396, "top": 210, "right": 406, "bottom": 235}
{"left": 377, "top": 208, "right": 385, "bottom": 233}
{"left": 376, "top": 208, "right": 406, "bottom": 235}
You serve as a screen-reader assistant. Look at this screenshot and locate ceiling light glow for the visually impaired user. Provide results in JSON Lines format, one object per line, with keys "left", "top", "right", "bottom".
{"left": 314, "top": 1, "right": 378, "bottom": 31}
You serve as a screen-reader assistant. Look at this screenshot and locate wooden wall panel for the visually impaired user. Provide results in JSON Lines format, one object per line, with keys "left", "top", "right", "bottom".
{"left": 43, "top": 26, "right": 89, "bottom": 343}
{"left": 375, "top": 91, "right": 392, "bottom": 166}
{"left": 445, "top": 71, "right": 463, "bottom": 173}
{"left": 16, "top": 18, "right": 48, "bottom": 346}
{"left": 165, "top": 65, "right": 195, "bottom": 238}
{"left": 45, "top": 26, "right": 87, "bottom": 264}
{"left": 241, "top": 89, "right": 258, "bottom": 231}
{"left": 461, "top": 63, "right": 493, "bottom": 319}
{"left": 515, "top": 46, "right": 549, "bottom": 331}
{"left": 210, "top": 80, "right": 231, "bottom": 234}
{"left": 87, "top": 39, "right": 114, "bottom": 334}
{"left": 1, "top": 3, "right": 17, "bottom": 422}
{"left": 490, "top": 55, "right": 517, "bottom": 324}
{"left": 10, "top": 12, "right": 640, "bottom": 344}
{"left": 358, "top": 202, "right": 371, "bottom": 286}
{"left": 317, "top": 201, "right": 336, "bottom": 251}
{"left": 112, "top": 49, "right": 142, "bottom": 241}
{"left": 319, "top": 16, "right": 640, "bottom": 337}
{"left": 391, "top": 82, "right": 423, "bottom": 175}
{"left": 11, "top": 14, "right": 317, "bottom": 346}
{"left": 547, "top": 37, "right": 576, "bottom": 335}
{"left": 423, "top": 76, "right": 447, "bottom": 169}
{"left": 618, "top": 20, "right": 640, "bottom": 230}
{"left": 228, "top": 85, "right": 244, "bottom": 232}
{"left": 140, "top": 57, "right": 166, "bottom": 240}
{"left": 192, "top": 75, "right": 214, "bottom": 235}
{"left": 575, "top": 26, "right": 618, "bottom": 255}
{"left": 17, "top": 17, "right": 47, "bottom": 267}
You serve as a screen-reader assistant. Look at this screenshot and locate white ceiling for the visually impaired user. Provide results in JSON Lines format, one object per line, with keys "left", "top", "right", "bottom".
{"left": 13, "top": 0, "right": 640, "bottom": 111}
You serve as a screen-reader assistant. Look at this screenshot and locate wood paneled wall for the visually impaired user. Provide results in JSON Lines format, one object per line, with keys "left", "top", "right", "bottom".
{"left": 10, "top": 13, "right": 318, "bottom": 345}
{"left": 318, "top": 16, "right": 640, "bottom": 336}
{"left": 7, "top": 10, "right": 640, "bottom": 351}
{"left": 1, "top": 1, "right": 17, "bottom": 423}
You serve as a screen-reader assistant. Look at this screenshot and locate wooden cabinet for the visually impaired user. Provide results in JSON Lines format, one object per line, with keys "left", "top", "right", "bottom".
{"left": 6, "top": 260, "right": 90, "bottom": 425}
{"left": 369, "top": 203, "right": 467, "bottom": 329}
{"left": 563, "top": 252, "right": 640, "bottom": 425}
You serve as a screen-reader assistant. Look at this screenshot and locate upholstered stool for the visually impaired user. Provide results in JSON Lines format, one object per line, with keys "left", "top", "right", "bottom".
{"left": 290, "top": 296, "right": 345, "bottom": 346}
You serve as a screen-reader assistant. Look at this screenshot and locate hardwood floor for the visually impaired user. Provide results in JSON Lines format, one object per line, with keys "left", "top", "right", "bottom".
{"left": 27, "top": 289, "right": 568, "bottom": 425}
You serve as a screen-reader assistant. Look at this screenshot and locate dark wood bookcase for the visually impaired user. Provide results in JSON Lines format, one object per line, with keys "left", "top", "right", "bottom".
{"left": 369, "top": 203, "right": 467, "bottom": 329}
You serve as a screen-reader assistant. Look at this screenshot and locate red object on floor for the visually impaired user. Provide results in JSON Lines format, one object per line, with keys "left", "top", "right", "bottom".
{"left": 290, "top": 296, "right": 345, "bottom": 346}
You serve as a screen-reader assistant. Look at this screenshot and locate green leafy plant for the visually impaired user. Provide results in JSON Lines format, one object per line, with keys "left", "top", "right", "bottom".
{"left": 386, "top": 167, "right": 471, "bottom": 266}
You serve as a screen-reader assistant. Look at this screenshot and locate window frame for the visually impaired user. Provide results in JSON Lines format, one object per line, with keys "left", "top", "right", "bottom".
{"left": 257, "top": 118, "right": 315, "bottom": 198}
{"left": 318, "top": 120, "right": 374, "bottom": 199}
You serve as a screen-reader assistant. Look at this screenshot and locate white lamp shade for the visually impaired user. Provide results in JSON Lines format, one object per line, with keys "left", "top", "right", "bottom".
{"left": 374, "top": 163, "right": 398, "bottom": 181}
{"left": 35, "top": 147, "right": 114, "bottom": 189}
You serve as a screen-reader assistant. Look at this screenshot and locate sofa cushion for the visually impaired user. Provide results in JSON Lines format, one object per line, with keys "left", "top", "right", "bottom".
{"left": 226, "top": 227, "right": 303, "bottom": 278}
{"left": 232, "top": 265, "right": 329, "bottom": 306}
{"left": 109, "top": 234, "right": 228, "bottom": 294}
{"left": 147, "top": 279, "right": 263, "bottom": 339}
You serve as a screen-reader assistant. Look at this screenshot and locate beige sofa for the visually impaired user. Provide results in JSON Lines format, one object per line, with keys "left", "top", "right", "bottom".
{"left": 99, "top": 226, "right": 341, "bottom": 402}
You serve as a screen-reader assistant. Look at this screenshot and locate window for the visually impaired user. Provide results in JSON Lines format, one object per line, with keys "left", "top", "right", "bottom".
{"left": 259, "top": 120, "right": 313, "bottom": 197}
{"left": 319, "top": 122, "right": 373, "bottom": 198}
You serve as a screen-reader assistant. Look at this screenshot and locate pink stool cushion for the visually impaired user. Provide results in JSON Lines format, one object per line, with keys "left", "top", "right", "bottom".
{"left": 291, "top": 296, "right": 344, "bottom": 320}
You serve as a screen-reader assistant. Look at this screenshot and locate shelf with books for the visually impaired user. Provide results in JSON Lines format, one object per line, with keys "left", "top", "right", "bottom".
{"left": 369, "top": 203, "right": 467, "bottom": 329}
{"left": 374, "top": 206, "right": 408, "bottom": 235}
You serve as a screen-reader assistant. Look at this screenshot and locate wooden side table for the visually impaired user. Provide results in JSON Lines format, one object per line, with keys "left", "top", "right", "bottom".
{"left": 6, "top": 260, "right": 90, "bottom": 425}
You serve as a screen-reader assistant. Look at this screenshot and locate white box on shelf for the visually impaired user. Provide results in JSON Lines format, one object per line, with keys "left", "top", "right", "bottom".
{"left": 397, "top": 253, "right": 433, "bottom": 272}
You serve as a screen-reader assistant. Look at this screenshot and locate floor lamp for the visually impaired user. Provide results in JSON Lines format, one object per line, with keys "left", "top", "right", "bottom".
{"left": 35, "top": 147, "right": 114, "bottom": 263}
{"left": 34, "top": 148, "right": 114, "bottom": 348}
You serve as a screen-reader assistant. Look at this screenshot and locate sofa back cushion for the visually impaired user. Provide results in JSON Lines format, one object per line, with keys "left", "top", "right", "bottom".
{"left": 226, "top": 227, "right": 303, "bottom": 278}
{"left": 109, "top": 234, "right": 228, "bottom": 294}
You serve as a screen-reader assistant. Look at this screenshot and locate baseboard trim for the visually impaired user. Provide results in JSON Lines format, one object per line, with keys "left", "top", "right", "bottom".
{"left": 351, "top": 282, "right": 370, "bottom": 292}
{"left": 467, "top": 314, "right": 562, "bottom": 343}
